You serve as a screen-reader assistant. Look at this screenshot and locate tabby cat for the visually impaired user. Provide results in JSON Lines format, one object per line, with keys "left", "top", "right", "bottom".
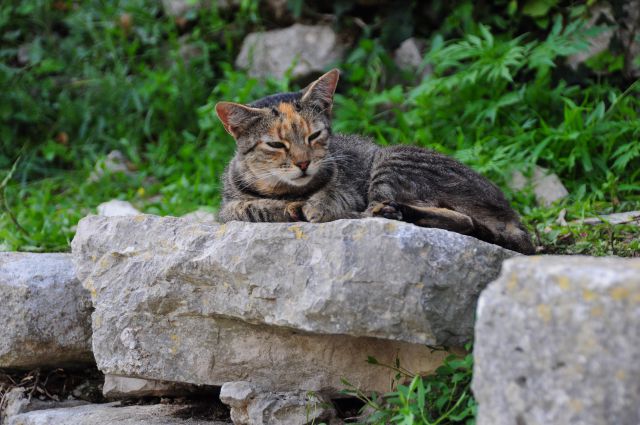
{"left": 215, "top": 69, "right": 534, "bottom": 254}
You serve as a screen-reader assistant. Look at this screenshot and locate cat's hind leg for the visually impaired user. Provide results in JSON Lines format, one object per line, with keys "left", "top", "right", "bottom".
{"left": 407, "top": 204, "right": 475, "bottom": 234}
{"left": 368, "top": 201, "right": 475, "bottom": 234}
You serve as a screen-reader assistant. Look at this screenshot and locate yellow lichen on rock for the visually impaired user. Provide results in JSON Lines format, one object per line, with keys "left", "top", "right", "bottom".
{"left": 288, "top": 225, "right": 306, "bottom": 240}
{"left": 536, "top": 304, "right": 552, "bottom": 323}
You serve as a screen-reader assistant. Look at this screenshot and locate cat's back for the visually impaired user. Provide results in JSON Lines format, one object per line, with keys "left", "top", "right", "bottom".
{"left": 373, "top": 144, "right": 513, "bottom": 210}
{"left": 328, "top": 133, "right": 378, "bottom": 181}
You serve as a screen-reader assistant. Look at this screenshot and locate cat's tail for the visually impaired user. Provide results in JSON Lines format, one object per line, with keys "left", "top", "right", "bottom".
{"left": 471, "top": 218, "right": 535, "bottom": 255}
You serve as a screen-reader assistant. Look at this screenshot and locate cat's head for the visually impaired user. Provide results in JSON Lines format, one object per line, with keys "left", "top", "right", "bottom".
{"left": 215, "top": 69, "right": 339, "bottom": 192}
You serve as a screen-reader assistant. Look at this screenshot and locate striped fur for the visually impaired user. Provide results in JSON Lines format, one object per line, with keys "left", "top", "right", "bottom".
{"left": 215, "top": 69, "right": 534, "bottom": 254}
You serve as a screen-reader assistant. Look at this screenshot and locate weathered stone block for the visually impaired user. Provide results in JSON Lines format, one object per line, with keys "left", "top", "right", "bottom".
{"left": 73, "top": 215, "right": 514, "bottom": 346}
{"left": 235, "top": 24, "right": 345, "bottom": 80}
{"left": 72, "top": 215, "right": 513, "bottom": 393}
{"left": 473, "top": 256, "right": 640, "bottom": 425}
{"left": 0, "top": 253, "right": 93, "bottom": 368}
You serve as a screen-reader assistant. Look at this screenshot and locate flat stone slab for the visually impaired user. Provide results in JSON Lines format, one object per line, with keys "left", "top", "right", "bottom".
{"left": 473, "top": 256, "right": 640, "bottom": 425}
{"left": 1, "top": 387, "right": 89, "bottom": 424}
{"left": 8, "top": 402, "right": 230, "bottom": 425}
{"left": 574, "top": 210, "right": 640, "bottom": 226}
{"left": 71, "top": 214, "right": 509, "bottom": 392}
{"left": 80, "top": 299, "right": 451, "bottom": 393}
{"left": 103, "top": 375, "right": 197, "bottom": 399}
{"left": 0, "top": 253, "right": 93, "bottom": 368}
{"left": 73, "top": 214, "right": 515, "bottom": 347}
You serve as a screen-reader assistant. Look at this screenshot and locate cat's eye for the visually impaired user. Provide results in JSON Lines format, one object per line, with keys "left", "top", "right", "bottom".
{"left": 308, "top": 130, "right": 322, "bottom": 142}
{"left": 266, "top": 141, "right": 286, "bottom": 149}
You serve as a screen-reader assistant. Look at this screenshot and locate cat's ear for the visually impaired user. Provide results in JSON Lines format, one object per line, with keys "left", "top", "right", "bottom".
{"left": 215, "top": 102, "right": 265, "bottom": 138}
{"left": 301, "top": 68, "right": 340, "bottom": 114}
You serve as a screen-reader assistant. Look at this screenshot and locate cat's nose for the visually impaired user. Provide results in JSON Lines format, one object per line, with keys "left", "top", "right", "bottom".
{"left": 295, "top": 161, "right": 310, "bottom": 172}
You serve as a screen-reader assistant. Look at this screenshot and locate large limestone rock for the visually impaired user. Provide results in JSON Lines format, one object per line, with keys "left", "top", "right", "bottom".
{"left": 8, "top": 402, "right": 230, "bottom": 425}
{"left": 97, "top": 313, "right": 445, "bottom": 394}
{"left": 473, "top": 256, "right": 640, "bottom": 425}
{"left": 0, "top": 253, "right": 93, "bottom": 368}
{"left": 72, "top": 215, "right": 514, "bottom": 393}
{"left": 235, "top": 24, "right": 345, "bottom": 80}
{"left": 74, "top": 215, "right": 514, "bottom": 346}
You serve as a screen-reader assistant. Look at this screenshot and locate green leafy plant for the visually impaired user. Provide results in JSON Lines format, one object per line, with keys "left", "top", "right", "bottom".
{"left": 342, "top": 349, "right": 475, "bottom": 425}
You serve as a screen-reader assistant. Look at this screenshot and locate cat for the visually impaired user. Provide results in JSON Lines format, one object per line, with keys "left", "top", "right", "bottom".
{"left": 215, "top": 69, "right": 535, "bottom": 254}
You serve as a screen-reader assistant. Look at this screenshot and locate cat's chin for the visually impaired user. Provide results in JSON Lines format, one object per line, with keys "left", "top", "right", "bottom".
{"left": 287, "top": 174, "right": 314, "bottom": 186}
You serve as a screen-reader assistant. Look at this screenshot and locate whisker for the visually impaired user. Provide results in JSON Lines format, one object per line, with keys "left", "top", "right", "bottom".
{"left": 310, "top": 105, "right": 331, "bottom": 121}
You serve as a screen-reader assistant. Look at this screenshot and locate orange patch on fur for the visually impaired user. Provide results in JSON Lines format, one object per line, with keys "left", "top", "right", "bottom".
{"left": 278, "top": 102, "right": 296, "bottom": 120}
{"left": 272, "top": 102, "right": 313, "bottom": 142}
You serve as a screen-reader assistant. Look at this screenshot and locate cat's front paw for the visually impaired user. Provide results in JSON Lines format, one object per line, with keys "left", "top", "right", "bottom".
{"left": 285, "top": 201, "right": 306, "bottom": 222}
{"left": 302, "top": 203, "right": 328, "bottom": 223}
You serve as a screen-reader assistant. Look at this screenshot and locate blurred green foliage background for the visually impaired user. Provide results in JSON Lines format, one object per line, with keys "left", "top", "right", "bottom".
{"left": 0, "top": 0, "right": 638, "bottom": 253}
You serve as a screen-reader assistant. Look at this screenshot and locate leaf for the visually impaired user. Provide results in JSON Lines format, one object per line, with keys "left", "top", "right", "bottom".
{"left": 479, "top": 25, "right": 494, "bottom": 46}
{"left": 523, "top": 0, "right": 558, "bottom": 17}
{"left": 586, "top": 102, "right": 605, "bottom": 125}
{"left": 580, "top": 145, "right": 594, "bottom": 172}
